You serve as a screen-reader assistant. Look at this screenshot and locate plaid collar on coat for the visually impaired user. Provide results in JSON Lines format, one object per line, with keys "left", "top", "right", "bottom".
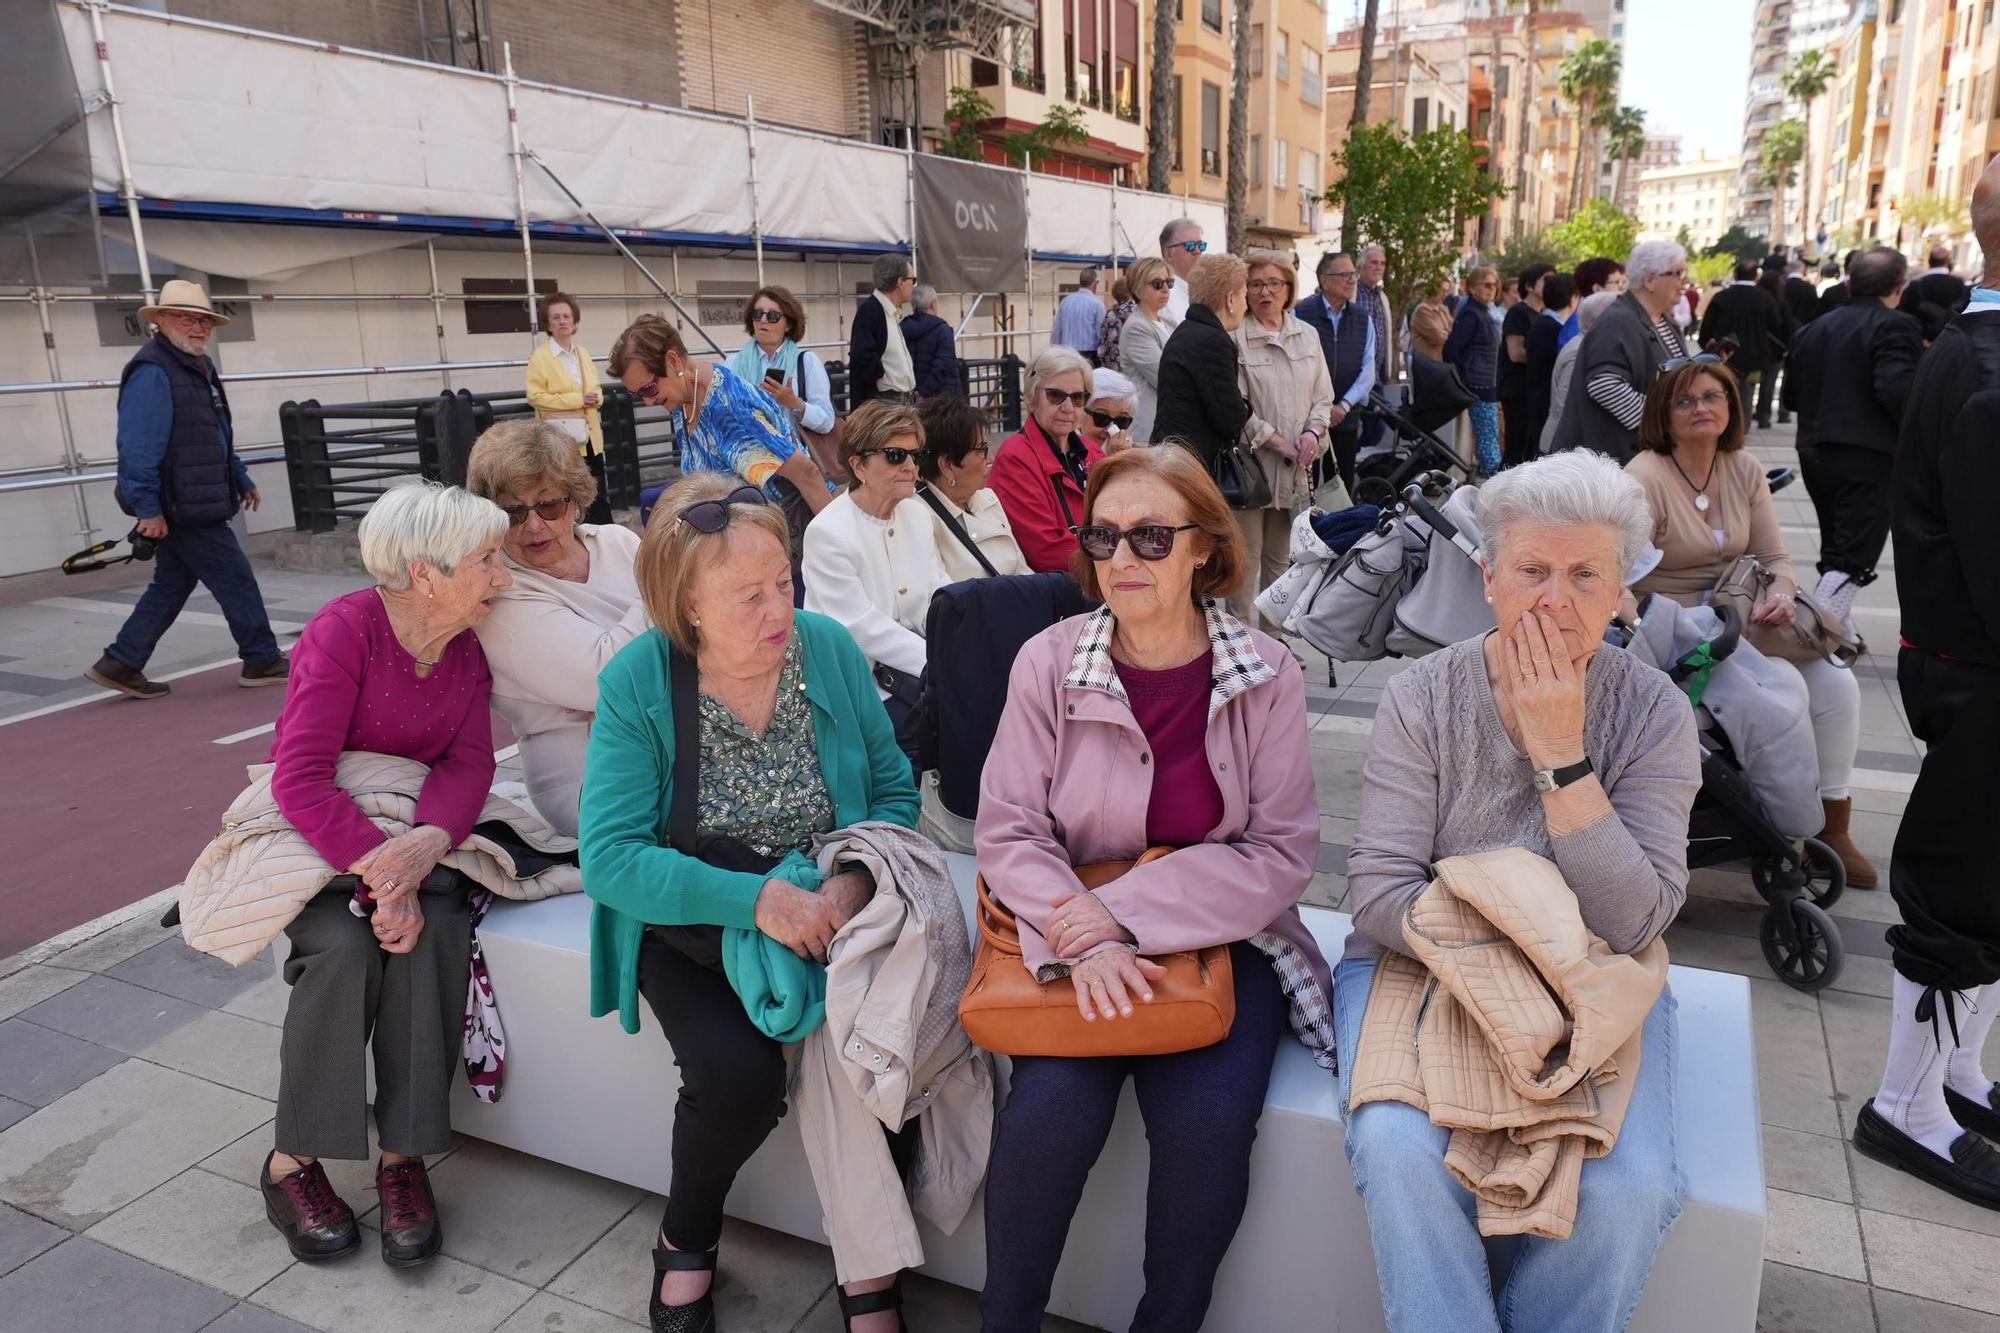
{"left": 1061, "top": 598, "right": 1277, "bottom": 723}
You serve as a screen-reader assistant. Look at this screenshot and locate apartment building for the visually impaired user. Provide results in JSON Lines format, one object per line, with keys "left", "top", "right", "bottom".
{"left": 1737, "top": 0, "right": 1849, "bottom": 245}
{"left": 1903, "top": 0, "right": 2000, "bottom": 264}
{"left": 1635, "top": 152, "right": 1741, "bottom": 251}
{"left": 1823, "top": 1, "right": 1891, "bottom": 249}
{"left": 1615, "top": 134, "right": 1683, "bottom": 214}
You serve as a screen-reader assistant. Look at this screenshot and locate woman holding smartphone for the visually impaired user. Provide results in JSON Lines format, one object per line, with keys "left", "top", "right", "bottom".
{"left": 732, "top": 286, "right": 838, "bottom": 443}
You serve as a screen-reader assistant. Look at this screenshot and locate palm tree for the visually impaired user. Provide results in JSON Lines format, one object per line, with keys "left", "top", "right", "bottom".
{"left": 1508, "top": 0, "right": 1541, "bottom": 239}
{"left": 1781, "top": 48, "right": 1836, "bottom": 246}
{"left": 1599, "top": 104, "right": 1647, "bottom": 208}
{"left": 1341, "top": 0, "right": 1383, "bottom": 253}
{"left": 1556, "top": 37, "right": 1620, "bottom": 214}
{"left": 1759, "top": 117, "right": 1806, "bottom": 247}
{"left": 1226, "top": 0, "right": 1251, "bottom": 251}
{"left": 1146, "top": 0, "right": 1178, "bottom": 190}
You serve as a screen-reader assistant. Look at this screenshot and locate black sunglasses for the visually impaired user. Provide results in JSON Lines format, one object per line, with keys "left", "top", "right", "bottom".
{"left": 1088, "top": 410, "right": 1134, "bottom": 430}
{"left": 1077, "top": 523, "right": 1198, "bottom": 562}
{"left": 1144, "top": 278, "right": 1171, "bottom": 291}
{"left": 678, "top": 485, "right": 768, "bottom": 532}
{"left": 1041, "top": 386, "right": 1089, "bottom": 409}
{"left": 854, "top": 447, "right": 918, "bottom": 466}
{"left": 750, "top": 309, "right": 787, "bottom": 324}
{"left": 499, "top": 496, "right": 572, "bottom": 527}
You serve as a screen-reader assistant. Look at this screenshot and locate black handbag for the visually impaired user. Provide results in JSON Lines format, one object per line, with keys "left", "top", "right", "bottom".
{"left": 1208, "top": 437, "right": 1274, "bottom": 511}
{"left": 651, "top": 645, "right": 783, "bottom": 970}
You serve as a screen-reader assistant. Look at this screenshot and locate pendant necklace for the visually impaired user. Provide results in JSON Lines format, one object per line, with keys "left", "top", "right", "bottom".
{"left": 1670, "top": 451, "right": 1718, "bottom": 513}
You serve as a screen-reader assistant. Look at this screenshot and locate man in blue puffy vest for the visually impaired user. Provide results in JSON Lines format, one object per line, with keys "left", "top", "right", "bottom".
{"left": 87, "top": 281, "right": 287, "bottom": 700}
{"left": 1294, "top": 250, "right": 1378, "bottom": 498}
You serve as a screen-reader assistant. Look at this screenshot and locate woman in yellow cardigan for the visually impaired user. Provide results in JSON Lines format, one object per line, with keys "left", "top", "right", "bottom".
{"left": 525, "top": 291, "right": 613, "bottom": 523}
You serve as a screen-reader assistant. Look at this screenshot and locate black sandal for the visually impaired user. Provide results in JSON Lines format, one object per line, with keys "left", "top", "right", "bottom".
{"left": 649, "top": 1243, "right": 718, "bottom": 1333}
{"left": 837, "top": 1277, "right": 908, "bottom": 1331}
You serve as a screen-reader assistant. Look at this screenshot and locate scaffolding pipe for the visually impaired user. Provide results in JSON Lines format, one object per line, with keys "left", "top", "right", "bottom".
{"left": 86, "top": 0, "right": 154, "bottom": 300}
{"left": 502, "top": 42, "right": 540, "bottom": 351}
{"left": 427, "top": 240, "right": 451, "bottom": 388}
{"left": 521, "top": 150, "right": 725, "bottom": 357}
{"left": 746, "top": 95, "right": 767, "bottom": 286}
{"left": 904, "top": 123, "right": 919, "bottom": 275}
{"left": 1023, "top": 153, "right": 1034, "bottom": 363}
{"left": 28, "top": 237, "right": 96, "bottom": 540}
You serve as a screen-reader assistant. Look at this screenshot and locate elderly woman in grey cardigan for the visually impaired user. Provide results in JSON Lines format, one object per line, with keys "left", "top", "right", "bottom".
{"left": 1339, "top": 450, "right": 1701, "bottom": 1333}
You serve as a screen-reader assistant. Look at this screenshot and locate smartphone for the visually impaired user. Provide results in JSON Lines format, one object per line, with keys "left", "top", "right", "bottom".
{"left": 764, "top": 368, "right": 786, "bottom": 385}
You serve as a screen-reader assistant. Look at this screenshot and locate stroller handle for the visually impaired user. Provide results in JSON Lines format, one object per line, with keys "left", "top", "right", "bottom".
{"left": 1708, "top": 603, "right": 1743, "bottom": 664}
{"left": 1398, "top": 482, "right": 1483, "bottom": 562}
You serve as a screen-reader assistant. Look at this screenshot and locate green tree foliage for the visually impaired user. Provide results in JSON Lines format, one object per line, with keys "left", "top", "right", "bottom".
{"left": 935, "top": 87, "right": 994, "bottom": 162}
{"left": 1598, "top": 105, "right": 1648, "bottom": 205}
{"left": 1546, "top": 198, "right": 1639, "bottom": 269}
{"left": 1487, "top": 229, "right": 1565, "bottom": 282}
{"left": 1327, "top": 123, "right": 1503, "bottom": 330}
{"left": 1758, "top": 118, "right": 1806, "bottom": 244}
{"left": 1705, "top": 224, "right": 1767, "bottom": 264}
{"left": 1781, "top": 49, "right": 1836, "bottom": 241}
{"left": 1003, "top": 105, "right": 1090, "bottom": 168}
{"left": 1689, "top": 253, "right": 1736, "bottom": 287}
{"left": 1556, "top": 39, "right": 1621, "bottom": 211}
{"left": 1901, "top": 192, "right": 1972, "bottom": 240}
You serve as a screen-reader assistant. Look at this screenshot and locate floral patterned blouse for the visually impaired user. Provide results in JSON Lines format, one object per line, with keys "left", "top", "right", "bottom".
{"left": 694, "top": 638, "right": 833, "bottom": 858}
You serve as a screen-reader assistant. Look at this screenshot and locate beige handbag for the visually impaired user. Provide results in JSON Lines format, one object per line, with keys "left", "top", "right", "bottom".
{"left": 1710, "top": 555, "right": 1861, "bottom": 667}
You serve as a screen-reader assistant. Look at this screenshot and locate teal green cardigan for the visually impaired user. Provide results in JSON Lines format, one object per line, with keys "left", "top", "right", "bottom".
{"left": 580, "top": 612, "right": 921, "bottom": 1034}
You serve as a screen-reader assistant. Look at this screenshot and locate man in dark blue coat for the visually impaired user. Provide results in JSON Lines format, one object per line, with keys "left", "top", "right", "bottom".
{"left": 87, "top": 281, "right": 286, "bottom": 700}
{"left": 1294, "top": 251, "right": 1378, "bottom": 495}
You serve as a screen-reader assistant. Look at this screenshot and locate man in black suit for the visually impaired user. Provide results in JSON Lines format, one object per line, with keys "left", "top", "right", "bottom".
{"left": 847, "top": 253, "right": 917, "bottom": 407}
{"left": 1783, "top": 259, "right": 1824, "bottom": 328}
{"left": 1901, "top": 245, "right": 1972, "bottom": 344}
{"left": 1820, "top": 250, "right": 1859, "bottom": 312}
{"left": 1700, "top": 260, "right": 1786, "bottom": 427}
{"left": 1853, "top": 153, "right": 2000, "bottom": 1213}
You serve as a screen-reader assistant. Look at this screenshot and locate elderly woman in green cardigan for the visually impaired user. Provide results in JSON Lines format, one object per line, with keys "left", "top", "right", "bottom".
{"left": 579, "top": 474, "right": 919, "bottom": 1333}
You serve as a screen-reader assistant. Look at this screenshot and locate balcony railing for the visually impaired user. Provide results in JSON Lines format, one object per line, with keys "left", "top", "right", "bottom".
{"left": 1012, "top": 67, "right": 1045, "bottom": 92}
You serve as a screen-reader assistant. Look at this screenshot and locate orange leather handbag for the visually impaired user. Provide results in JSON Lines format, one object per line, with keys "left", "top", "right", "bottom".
{"left": 958, "top": 848, "right": 1236, "bottom": 1057}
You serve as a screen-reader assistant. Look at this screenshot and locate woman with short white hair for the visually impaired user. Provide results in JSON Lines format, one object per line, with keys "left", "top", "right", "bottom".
{"left": 259, "top": 481, "right": 512, "bottom": 1269}
{"left": 989, "top": 344, "right": 1100, "bottom": 571}
{"left": 1080, "top": 367, "right": 1139, "bottom": 453}
{"left": 1343, "top": 449, "right": 1700, "bottom": 1331}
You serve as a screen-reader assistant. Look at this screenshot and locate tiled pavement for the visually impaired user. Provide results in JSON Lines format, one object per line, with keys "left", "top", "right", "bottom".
{"left": 0, "top": 422, "right": 1993, "bottom": 1331}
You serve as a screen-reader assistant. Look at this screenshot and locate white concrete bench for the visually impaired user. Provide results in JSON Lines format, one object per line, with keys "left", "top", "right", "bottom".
{"left": 447, "top": 855, "right": 1765, "bottom": 1332}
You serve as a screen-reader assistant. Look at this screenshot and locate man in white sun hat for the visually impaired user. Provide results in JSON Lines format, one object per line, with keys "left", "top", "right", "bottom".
{"left": 87, "top": 280, "right": 287, "bottom": 700}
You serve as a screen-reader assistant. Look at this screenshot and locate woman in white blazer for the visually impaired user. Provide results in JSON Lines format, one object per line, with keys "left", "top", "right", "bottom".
{"left": 802, "top": 398, "right": 948, "bottom": 777}
{"left": 1117, "top": 255, "right": 1175, "bottom": 443}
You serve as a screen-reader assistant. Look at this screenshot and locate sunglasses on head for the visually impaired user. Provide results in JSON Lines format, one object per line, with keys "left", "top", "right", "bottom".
{"left": 854, "top": 447, "right": 919, "bottom": 466}
{"left": 1176, "top": 240, "right": 1209, "bottom": 255}
{"left": 499, "top": 497, "right": 571, "bottom": 527}
{"left": 1041, "top": 386, "right": 1089, "bottom": 409}
{"left": 1087, "top": 409, "right": 1133, "bottom": 430}
{"left": 1659, "top": 352, "right": 1724, "bottom": 373}
{"left": 750, "top": 309, "right": 787, "bottom": 324}
{"left": 1077, "top": 522, "right": 1198, "bottom": 562}
{"left": 678, "top": 485, "right": 768, "bottom": 533}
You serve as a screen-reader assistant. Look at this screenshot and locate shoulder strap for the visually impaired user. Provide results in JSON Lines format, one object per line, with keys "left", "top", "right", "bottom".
{"left": 668, "top": 644, "right": 700, "bottom": 852}
{"left": 918, "top": 485, "right": 1000, "bottom": 577}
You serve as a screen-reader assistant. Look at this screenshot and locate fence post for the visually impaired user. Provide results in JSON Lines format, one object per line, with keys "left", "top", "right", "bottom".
{"left": 599, "top": 386, "right": 642, "bottom": 510}
{"left": 415, "top": 394, "right": 448, "bottom": 482}
{"left": 280, "top": 398, "right": 334, "bottom": 533}
{"left": 1000, "top": 354, "right": 1024, "bottom": 432}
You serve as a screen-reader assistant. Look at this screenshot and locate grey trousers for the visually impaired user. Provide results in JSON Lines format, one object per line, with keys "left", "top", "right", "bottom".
{"left": 275, "top": 881, "right": 472, "bottom": 1160}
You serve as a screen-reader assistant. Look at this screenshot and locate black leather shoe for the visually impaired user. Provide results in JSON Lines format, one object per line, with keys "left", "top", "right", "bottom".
{"left": 650, "top": 1243, "right": 717, "bottom": 1333}
{"left": 260, "top": 1151, "right": 359, "bottom": 1261}
{"left": 1854, "top": 1100, "right": 2000, "bottom": 1210}
{"left": 1947, "top": 1083, "right": 2000, "bottom": 1141}
{"left": 86, "top": 654, "right": 169, "bottom": 700}
{"left": 375, "top": 1157, "right": 443, "bottom": 1267}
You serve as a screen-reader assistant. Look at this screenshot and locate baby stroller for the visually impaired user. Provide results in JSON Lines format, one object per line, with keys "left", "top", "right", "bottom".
{"left": 1321, "top": 475, "right": 1846, "bottom": 992}
{"left": 1349, "top": 384, "right": 1477, "bottom": 511}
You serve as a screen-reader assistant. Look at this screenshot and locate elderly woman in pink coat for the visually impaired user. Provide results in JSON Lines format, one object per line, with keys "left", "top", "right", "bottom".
{"left": 973, "top": 444, "right": 1331, "bottom": 1332}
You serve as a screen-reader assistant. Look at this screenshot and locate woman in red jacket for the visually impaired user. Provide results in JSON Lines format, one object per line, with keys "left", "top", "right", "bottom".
{"left": 988, "top": 346, "right": 1103, "bottom": 572}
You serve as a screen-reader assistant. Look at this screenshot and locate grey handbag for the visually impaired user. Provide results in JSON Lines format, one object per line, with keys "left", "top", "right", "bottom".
{"left": 1285, "top": 515, "right": 1429, "bottom": 663}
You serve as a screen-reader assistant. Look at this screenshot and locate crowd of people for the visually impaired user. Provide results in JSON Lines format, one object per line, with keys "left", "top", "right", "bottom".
{"left": 96, "top": 147, "right": 2000, "bottom": 1333}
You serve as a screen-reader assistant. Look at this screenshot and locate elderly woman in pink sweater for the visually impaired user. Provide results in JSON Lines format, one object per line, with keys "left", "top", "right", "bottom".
{"left": 974, "top": 445, "right": 1330, "bottom": 1332}
{"left": 259, "top": 482, "right": 510, "bottom": 1272}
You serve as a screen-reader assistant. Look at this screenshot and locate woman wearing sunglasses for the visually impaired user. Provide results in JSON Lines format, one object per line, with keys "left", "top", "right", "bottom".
{"left": 730, "top": 285, "right": 837, "bottom": 448}
{"left": 1233, "top": 249, "right": 1335, "bottom": 625}
{"left": 976, "top": 445, "right": 1330, "bottom": 1330}
{"left": 989, "top": 345, "right": 1104, "bottom": 572}
{"left": 1625, "top": 361, "right": 1872, "bottom": 887}
{"left": 467, "top": 420, "right": 645, "bottom": 838}
{"left": 1080, "top": 368, "right": 1140, "bottom": 454}
{"left": 803, "top": 399, "right": 951, "bottom": 775}
{"left": 915, "top": 394, "right": 1028, "bottom": 584}
{"left": 1117, "top": 257, "right": 1176, "bottom": 444}
{"left": 581, "top": 474, "right": 926, "bottom": 1333}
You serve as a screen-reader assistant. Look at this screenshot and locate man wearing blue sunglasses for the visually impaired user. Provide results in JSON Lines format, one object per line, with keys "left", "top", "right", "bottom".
{"left": 1159, "top": 217, "right": 1206, "bottom": 327}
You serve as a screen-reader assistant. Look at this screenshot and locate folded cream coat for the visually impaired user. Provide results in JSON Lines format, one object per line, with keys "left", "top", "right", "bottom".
{"left": 179, "top": 751, "right": 583, "bottom": 966}
{"left": 794, "top": 821, "right": 994, "bottom": 1284}
{"left": 1347, "top": 846, "right": 1668, "bottom": 1239}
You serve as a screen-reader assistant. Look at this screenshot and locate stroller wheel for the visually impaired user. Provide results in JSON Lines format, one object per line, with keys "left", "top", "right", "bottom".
{"left": 1760, "top": 899, "right": 1844, "bottom": 992}
{"left": 1752, "top": 840, "right": 1847, "bottom": 911}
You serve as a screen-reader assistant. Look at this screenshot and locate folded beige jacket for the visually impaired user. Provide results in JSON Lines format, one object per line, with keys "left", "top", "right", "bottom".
{"left": 1347, "top": 847, "right": 1668, "bottom": 1239}
{"left": 179, "top": 752, "right": 583, "bottom": 965}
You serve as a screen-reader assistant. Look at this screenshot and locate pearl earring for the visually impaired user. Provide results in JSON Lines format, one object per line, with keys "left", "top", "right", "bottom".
{"left": 1484, "top": 594, "right": 1492, "bottom": 604}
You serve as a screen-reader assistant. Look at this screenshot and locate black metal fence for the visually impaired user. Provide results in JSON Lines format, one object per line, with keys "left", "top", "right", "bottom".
{"left": 281, "top": 355, "right": 1023, "bottom": 532}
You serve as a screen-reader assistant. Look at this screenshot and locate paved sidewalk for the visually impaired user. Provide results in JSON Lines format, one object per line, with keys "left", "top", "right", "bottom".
{"left": 0, "top": 423, "right": 1993, "bottom": 1331}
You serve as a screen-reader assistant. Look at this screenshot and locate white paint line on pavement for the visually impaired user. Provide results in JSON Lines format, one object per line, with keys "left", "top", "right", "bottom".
{"left": 212, "top": 721, "right": 278, "bottom": 746}
{"left": 39, "top": 594, "right": 241, "bottom": 631}
{"left": 0, "top": 654, "right": 247, "bottom": 728}
{"left": 1, "top": 884, "right": 181, "bottom": 975}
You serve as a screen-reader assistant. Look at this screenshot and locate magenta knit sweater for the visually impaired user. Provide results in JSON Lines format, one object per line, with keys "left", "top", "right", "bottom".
{"left": 269, "top": 588, "right": 496, "bottom": 871}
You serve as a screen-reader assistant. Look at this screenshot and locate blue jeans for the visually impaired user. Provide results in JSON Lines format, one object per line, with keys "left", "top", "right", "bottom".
{"left": 1335, "top": 954, "right": 1684, "bottom": 1333}
{"left": 980, "top": 942, "right": 1289, "bottom": 1333}
{"left": 107, "top": 521, "right": 280, "bottom": 669}
{"left": 1469, "top": 401, "right": 1503, "bottom": 477}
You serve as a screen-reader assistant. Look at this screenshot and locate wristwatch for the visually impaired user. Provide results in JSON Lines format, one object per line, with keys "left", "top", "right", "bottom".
{"left": 1532, "top": 758, "right": 1594, "bottom": 793}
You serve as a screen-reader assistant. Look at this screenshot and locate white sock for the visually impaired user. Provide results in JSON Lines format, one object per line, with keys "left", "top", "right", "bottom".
{"left": 1815, "top": 570, "right": 1860, "bottom": 622}
{"left": 1875, "top": 972, "right": 1967, "bottom": 1157}
{"left": 1946, "top": 982, "right": 2000, "bottom": 1103}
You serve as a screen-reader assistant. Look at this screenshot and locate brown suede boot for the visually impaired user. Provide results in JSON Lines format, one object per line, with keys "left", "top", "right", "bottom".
{"left": 1821, "top": 797, "right": 1878, "bottom": 889}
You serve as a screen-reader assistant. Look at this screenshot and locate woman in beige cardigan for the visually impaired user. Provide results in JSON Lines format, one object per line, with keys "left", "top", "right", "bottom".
{"left": 1626, "top": 361, "right": 1873, "bottom": 886}
{"left": 1232, "top": 249, "right": 1334, "bottom": 624}
{"left": 524, "top": 291, "right": 612, "bottom": 524}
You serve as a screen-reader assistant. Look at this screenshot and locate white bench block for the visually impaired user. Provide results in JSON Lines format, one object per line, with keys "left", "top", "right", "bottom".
{"left": 449, "top": 854, "right": 1764, "bottom": 1331}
